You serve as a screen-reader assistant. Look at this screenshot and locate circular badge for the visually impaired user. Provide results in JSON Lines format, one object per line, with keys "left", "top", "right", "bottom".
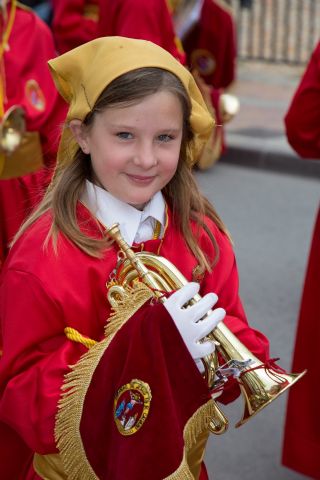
{"left": 25, "top": 79, "right": 46, "bottom": 112}
{"left": 114, "top": 379, "right": 152, "bottom": 436}
{"left": 191, "top": 49, "right": 216, "bottom": 76}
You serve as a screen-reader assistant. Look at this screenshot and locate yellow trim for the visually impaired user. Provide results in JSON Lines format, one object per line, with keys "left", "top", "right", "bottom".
{"left": 153, "top": 219, "right": 162, "bottom": 240}
{"left": 0, "top": 0, "right": 16, "bottom": 59}
{"left": 156, "top": 203, "right": 169, "bottom": 255}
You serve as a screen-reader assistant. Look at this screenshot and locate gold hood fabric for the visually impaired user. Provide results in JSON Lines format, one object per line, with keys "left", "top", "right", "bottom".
{"left": 48, "top": 36, "right": 214, "bottom": 167}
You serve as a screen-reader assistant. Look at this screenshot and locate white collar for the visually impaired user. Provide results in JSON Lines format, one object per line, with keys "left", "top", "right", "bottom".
{"left": 81, "top": 180, "right": 166, "bottom": 246}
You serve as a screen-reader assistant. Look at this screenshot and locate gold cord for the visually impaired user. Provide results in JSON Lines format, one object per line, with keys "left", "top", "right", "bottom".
{"left": 64, "top": 327, "right": 97, "bottom": 349}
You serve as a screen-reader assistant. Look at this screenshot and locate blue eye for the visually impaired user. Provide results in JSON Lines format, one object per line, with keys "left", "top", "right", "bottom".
{"left": 158, "top": 134, "right": 174, "bottom": 143}
{"left": 117, "top": 132, "right": 133, "bottom": 139}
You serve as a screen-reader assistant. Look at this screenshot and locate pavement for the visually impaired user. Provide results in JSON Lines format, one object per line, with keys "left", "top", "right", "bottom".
{"left": 221, "top": 61, "right": 320, "bottom": 179}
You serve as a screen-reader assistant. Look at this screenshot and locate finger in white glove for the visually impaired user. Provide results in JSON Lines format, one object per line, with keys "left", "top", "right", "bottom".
{"left": 164, "top": 282, "right": 226, "bottom": 360}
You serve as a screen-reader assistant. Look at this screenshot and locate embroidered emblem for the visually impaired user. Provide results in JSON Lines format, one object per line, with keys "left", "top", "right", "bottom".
{"left": 114, "top": 379, "right": 152, "bottom": 435}
{"left": 191, "top": 49, "right": 216, "bottom": 76}
{"left": 192, "top": 264, "right": 205, "bottom": 283}
{"left": 25, "top": 79, "right": 46, "bottom": 111}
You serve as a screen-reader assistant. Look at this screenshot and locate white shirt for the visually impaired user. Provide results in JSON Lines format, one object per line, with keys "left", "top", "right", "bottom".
{"left": 81, "top": 180, "right": 166, "bottom": 246}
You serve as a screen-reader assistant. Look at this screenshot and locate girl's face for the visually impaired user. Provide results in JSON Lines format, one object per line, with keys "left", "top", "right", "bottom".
{"left": 73, "top": 91, "right": 183, "bottom": 210}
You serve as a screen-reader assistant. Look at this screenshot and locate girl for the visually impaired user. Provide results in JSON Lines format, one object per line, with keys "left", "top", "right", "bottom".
{"left": 0, "top": 37, "right": 269, "bottom": 479}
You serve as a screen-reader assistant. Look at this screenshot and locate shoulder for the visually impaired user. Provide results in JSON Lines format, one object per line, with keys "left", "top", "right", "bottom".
{"left": 198, "top": 215, "right": 232, "bottom": 250}
{"left": 4, "top": 212, "right": 54, "bottom": 273}
{"left": 3, "top": 211, "right": 79, "bottom": 284}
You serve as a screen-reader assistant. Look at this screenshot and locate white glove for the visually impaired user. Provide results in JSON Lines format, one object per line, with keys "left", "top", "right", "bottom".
{"left": 164, "top": 282, "right": 226, "bottom": 360}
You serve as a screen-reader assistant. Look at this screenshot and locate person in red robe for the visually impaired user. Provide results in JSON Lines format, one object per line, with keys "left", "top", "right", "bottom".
{"left": 173, "top": 0, "right": 238, "bottom": 168}
{"left": 97, "top": 0, "right": 185, "bottom": 64}
{"left": 0, "top": 37, "right": 271, "bottom": 479}
{"left": 50, "top": 0, "right": 99, "bottom": 54}
{"left": 282, "top": 42, "right": 320, "bottom": 479}
{"left": 0, "top": 0, "right": 67, "bottom": 265}
{"left": 180, "top": 0, "right": 236, "bottom": 90}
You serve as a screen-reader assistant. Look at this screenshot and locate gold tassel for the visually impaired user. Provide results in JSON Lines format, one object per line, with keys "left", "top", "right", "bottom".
{"left": 165, "top": 400, "right": 217, "bottom": 479}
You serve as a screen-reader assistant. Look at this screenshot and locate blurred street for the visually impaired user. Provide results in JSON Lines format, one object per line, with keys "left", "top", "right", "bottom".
{"left": 195, "top": 59, "right": 319, "bottom": 479}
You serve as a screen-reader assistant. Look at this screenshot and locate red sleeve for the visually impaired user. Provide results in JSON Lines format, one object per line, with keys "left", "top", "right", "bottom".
{"left": 285, "top": 42, "right": 320, "bottom": 159}
{"left": 0, "top": 270, "right": 86, "bottom": 453}
{"left": 98, "top": 0, "right": 185, "bottom": 63}
{"left": 51, "top": 0, "right": 99, "bottom": 54}
{"left": 200, "top": 223, "right": 270, "bottom": 404}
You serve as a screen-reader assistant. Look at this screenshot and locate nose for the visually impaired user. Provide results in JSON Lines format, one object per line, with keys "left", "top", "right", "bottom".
{"left": 133, "top": 140, "right": 157, "bottom": 168}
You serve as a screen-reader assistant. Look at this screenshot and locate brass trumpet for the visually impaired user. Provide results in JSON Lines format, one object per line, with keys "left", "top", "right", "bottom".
{"left": 106, "top": 224, "right": 306, "bottom": 432}
{"left": 0, "top": 105, "right": 26, "bottom": 154}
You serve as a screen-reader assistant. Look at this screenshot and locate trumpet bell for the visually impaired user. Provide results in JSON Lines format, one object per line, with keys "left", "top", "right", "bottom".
{"left": 235, "top": 366, "right": 307, "bottom": 428}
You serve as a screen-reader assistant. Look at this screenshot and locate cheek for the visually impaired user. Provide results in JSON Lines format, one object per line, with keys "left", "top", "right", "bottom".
{"left": 162, "top": 148, "right": 180, "bottom": 174}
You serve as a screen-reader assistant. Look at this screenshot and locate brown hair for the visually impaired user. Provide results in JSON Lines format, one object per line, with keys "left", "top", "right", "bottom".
{"left": 15, "top": 68, "right": 228, "bottom": 272}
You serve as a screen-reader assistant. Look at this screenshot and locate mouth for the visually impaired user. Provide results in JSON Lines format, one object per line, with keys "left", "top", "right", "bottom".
{"left": 126, "top": 174, "right": 156, "bottom": 184}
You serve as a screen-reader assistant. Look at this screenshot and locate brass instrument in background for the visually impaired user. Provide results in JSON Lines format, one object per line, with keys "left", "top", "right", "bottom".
{"left": 0, "top": 105, "right": 26, "bottom": 154}
{"left": 219, "top": 93, "right": 240, "bottom": 124}
{"left": 107, "top": 224, "right": 306, "bottom": 434}
{"left": 0, "top": 105, "right": 44, "bottom": 180}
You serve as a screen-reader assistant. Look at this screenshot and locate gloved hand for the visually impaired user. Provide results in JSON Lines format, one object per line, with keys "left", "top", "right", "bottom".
{"left": 164, "top": 282, "right": 226, "bottom": 360}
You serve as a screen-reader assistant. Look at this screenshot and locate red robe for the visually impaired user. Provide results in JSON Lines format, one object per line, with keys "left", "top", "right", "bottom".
{"left": 51, "top": 0, "right": 99, "bottom": 54}
{"left": 282, "top": 42, "right": 320, "bottom": 479}
{"left": 0, "top": 4, "right": 67, "bottom": 265}
{"left": 0, "top": 203, "right": 269, "bottom": 479}
{"left": 182, "top": 0, "right": 237, "bottom": 90}
{"left": 98, "top": 0, "right": 186, "bottom": 64}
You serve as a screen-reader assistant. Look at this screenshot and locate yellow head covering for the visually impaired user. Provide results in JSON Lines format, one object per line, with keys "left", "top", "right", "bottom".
{"left": 48, "top": 36, "right": 214, "bottom": 167}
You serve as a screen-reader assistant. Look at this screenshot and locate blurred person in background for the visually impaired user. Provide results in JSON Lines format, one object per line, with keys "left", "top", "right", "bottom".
{"left": 282, "top": 41, "right": 320, "bottom": 480}
{"left": 50, "top": 0, "right": 99, "bottom": 54}
{"left": 98, "top": 0, "right": 185, "bottom": 64}
{"left": 172, "top": 0, "right": 238, "bottom": 169}
{"left": 0, "top": 0, "right": 66, "bottom": 266}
